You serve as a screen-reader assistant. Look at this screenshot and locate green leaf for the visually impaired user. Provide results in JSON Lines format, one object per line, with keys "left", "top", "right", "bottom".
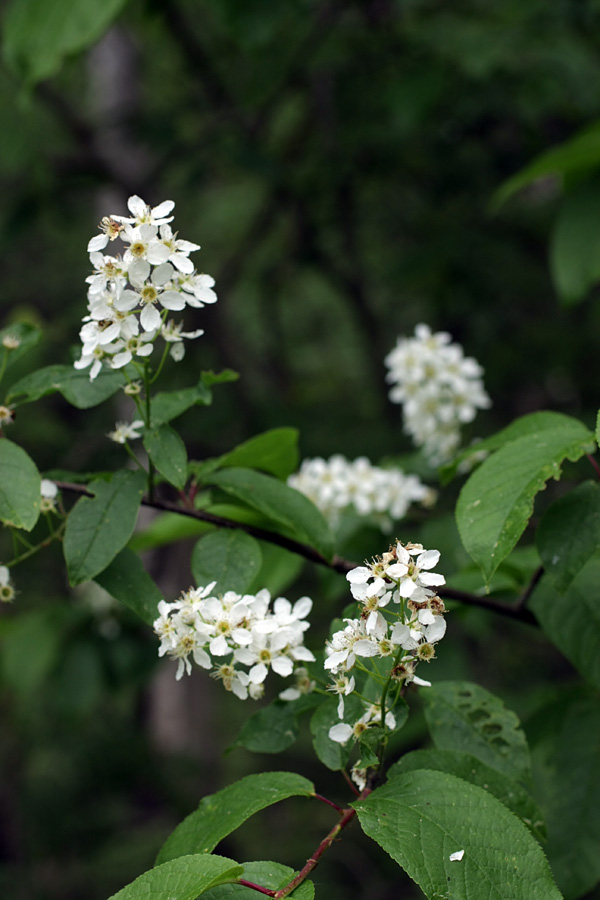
{"left": 389, "top": 749, "right": 546, "bottom": 841}
{"left": 550, "top": 176, "right": 600, "bottom": 305}
{"left": 219, "top": 429, "right": 300, "bottom": 480}
{"left": 201, "top": 860, "right": 313, "bottom": 899}
{"left": 456, "top": 414, "right": 594, "bottom": 583}
{"left": 0, "top": 322, "right": 42, "bottom": 372}
{"left": 2, "top": 0, "right": 129, "bottom": 86}
{"left": 233, "top": 699, "right": 301, "bottom": 754}
{"left": 422, "top": 681, "right": 531, "bottom": 782}
{"left": 7, "top": 364, "right": 126, "bottom": 409}
{"left": 536, "top": 481, "right": 600, "bottom": 593}
{"left": 156, "top": 772, "right": 314, "bottom": 865}
{"left": 63, "top": 470, "right": 146, "bottom": 585}
{"left": 94, "top": 547, "right": 163, "bottom": 626}
{"left": 205, "top": 468, "right": 334, "bottom": 561}
{"left": 530, "top": 690, "right": 600, "bottom": 899}
{"left": 247, "top": 541, "right": 304, "bottom": 596}
{"left": 0, "top": 606, "right": 68, "bottom": 695}
{"left": 530, "top": 556, "right": 600, "bottom": 689}
{"left": 0, "top": 438, "right": 40, "bottom": 530}
{"left": 107, "top": 853, "right": 242, "bottom": 900}
{"left": 129, "top": 512, "right": 210, "bottom": 553}
{"left": 354, "top": 771, "right": 563, "bottom": 900}
{"left": 143, "top": 424, "right": 187, "bottom": 490}
{"left": 151, "top": 385, "right": 212, "bottom": 427}
{"left": 492, "top": 121, "right": 600, "bottom": 210}
{"left": 191, "top": 531, "right": 262, "bottom": 593}
{"left": 310, "top": 695, "right": 362, "bottom": 772}
{"left": 442, "top": 411, "right": 580, "bottom": 483}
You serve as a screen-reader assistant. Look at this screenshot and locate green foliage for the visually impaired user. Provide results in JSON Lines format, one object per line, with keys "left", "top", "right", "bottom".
{"left": 2, "top": 0, "right": 129, "bottom": 85}
{"left": 107, "top": 854, "right": 242, "bottom": 900}
{"left": 537, "top": 481, "right": 600, "bottom": 592}
{"left": 191, "top": 530, "right": 262, "bottom": 593}
{"left": 143, "top": 423, "right": 188, "bottom": 490}
{"left": 156, "top": 772, "right": 314, "bottom": 865}
{"left": 63, "top": 471, "right": 146, "bottom": 585}
{"left": 0, "top": 322, "right": 42, "bottom": 372}
{"left": 205, "top": 468, "right": 334, "bottom": 561}
{"left": 550, "top": 176, "right": 600, "bottom": 305}
{"left": 354, "top": 770, "right": 563, "bottom": 900}
{"left": 201, "top": 861, "right": 314, "bottom": 899}
{"left": 93, "top": 547, "right": 163, "bottom": 626}
{"left": 529, "top": 689, "right": 600, "bottom": 899}
{"left": 456, "top": 413, "right": 595, "bottom": 583}
{"left": 530, "top": 555, "right": 600, "bottom": 689}
{"left": 388, "top": 749, "right": 545, "bottom": 841}
{"left": 0, "top": 438, "right": 40, "bottom": 530}
{"left": 217, "top": 429, "right": 300, "bottom": 480}
{"left": 233, "top": 698, "right": 305, "bottom": 754}
{"left": 422, "top": 681, "right": 531, "bottom": 782}
{"left": 7, "top": 364, "right": 126, "bottom": 409}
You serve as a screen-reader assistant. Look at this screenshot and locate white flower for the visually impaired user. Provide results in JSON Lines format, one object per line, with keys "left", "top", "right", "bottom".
{"left": 288, "top": 455, "right": 434, "bottom": 528}
{"left": 108, "top": 419, "right": 145, "bottom": 444}
{"left": 385, "top": 324, "right": 491, "bottom": 465}
{"left": 0, "top": 565, "right": 15, "bottom": 603}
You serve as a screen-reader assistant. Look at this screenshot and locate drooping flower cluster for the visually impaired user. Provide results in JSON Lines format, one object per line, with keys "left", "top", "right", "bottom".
{"left": 75, "top": 195, "right": 217, "bottom": 380}
{"left": 324, "top": 541, "right": 447, "bottom": 746}
{"left": 384, "top": 324, "right": 491, "bottom": 465}
{"left": 154, "top": 583, "right": 315, "bottom": 699}
{"left": 287, "top": 455, "right": 435, "bottom": 529}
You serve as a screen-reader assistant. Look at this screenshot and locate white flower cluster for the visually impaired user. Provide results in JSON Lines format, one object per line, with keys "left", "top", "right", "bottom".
{"left": 325, "top": 541, "right": 447, "bottom": 745}
{"left": 287, "top": 455, "right": 435, "bottom": 529}
{"left": 384, "top": 324, "right": 491, "bottom": 465}
{"left": 75, "top": 195, "right": 217, "bottom": 380}
{"left": 154, "top": 583, "right": 315, "bottom": 699}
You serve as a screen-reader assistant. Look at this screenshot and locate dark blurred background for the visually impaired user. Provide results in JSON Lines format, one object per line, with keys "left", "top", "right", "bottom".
{"left": 1, "top": 1, "right": 600, "bottom": 897}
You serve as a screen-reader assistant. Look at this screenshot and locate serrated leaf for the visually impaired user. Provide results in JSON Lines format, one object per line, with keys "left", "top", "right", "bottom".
{"left": 107, "top": 853, "right": 242, "bottom": 900}
{"left": 442, "top": 411, "right": 580, "bottom": 483}
{"left": 422, "top": 681, "right": 531, "bottom": 782}
{"left": 2, "top": 0, "right": 128, "bottom": 85}
{"left": 63, "top": 470, "right": 146, "bottom": 585}
{"left": 530, "top": 691, "right": 600, "bottom": 899}
{"left": 156, "top": 772, "right": 314, "bottom": 865}
{"left": 204, "top": 468, "right": 333, "bottom": 561}
{"left": 191, "top": 531, "right": 262, "bottom": 593}
{"left": 530, "top": 556, "right": 600, "bottom": 689}
{"left": 7, "top": 364, "right": 126, "bottom": 409}
{"left": 354, "top": 771, "right": 563, "bottom": 900}
{"left": 94, "top": 547, "right": 163, "bottom": 625}
{"left": 456, "top": 415, "right": 594, "bottom": 582}
{"left": 143, "top": 424, "right": 187, "bottom": 490}
{"left": 233, "top": 699, "right": 301, "bottom": 754}
{"left": 310, "top": 695, "right": 362, "bottom": 772}
{"left": 0, "top": 439, "right": 40, "bottom": 530}
{"left": 550, "top": 176, "right": 600, "bottom": 305}
{"left": 537, "top": 481, "right": 600, "bottom": 592}
{"left": 201, "top": 860, "right": 313, "bottom": 899}
{"left": 388, "top": 749, "right": 546, "bottom": 841}
{"left": 219, "top": 429, "right": 300, "bottom": 480}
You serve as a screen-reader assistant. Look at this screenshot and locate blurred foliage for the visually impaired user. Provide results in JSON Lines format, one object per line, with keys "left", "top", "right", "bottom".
{"left": 2, "top": 0, "right": 600, "bottom": 897}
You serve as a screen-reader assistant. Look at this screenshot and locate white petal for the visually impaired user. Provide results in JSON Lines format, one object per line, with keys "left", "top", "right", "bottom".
{"left": 88, "top": 234, "right": 109, "bottom": 252}
{"left": 346, "top": 566, "right": 371, "bottom": 583}
{"left": 272, "top": 655, "right": 294, "bottom": 677}
{"left": 417, "top": 549, "right": 440, "bottom": 570}
{"left": 328, "top": 723, "right": 353, "bottom": 744}
{"left": 353, "top": 639, "right": 380, "bottom": 658}
{"left": 152, "top": 262, "right": 175, "bottom": 286}
{"left": 152, "top": 200, "right": 175, "bottom": 218}
{"left": 249, "top": 663, "right": 268, "bottom": 684}
{"left": 159, "top": 290, "right": 186, "bottom": 311}
{"left": 140, "top": 305, "right": 161, "bottom": 331}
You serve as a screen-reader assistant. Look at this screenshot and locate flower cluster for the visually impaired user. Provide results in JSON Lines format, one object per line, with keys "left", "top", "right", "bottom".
{"left": 287, "top": 455, "right": 435, "bottom": 529}
{"left": 384, "top": 324, "right": 491, "bottom": 465}
{"left": 75, "top": 195, "right": 216, "bottom": 380}
{"left": 154, "top": 583, "right": 315, "bottom": 699}
{"left": 324, "top": 541, "right": 447, "bottom": 745}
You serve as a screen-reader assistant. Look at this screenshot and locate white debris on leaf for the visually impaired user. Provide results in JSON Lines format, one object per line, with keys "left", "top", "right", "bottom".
{"left": 449, "top": 850, "right": 465, "bottom": 862}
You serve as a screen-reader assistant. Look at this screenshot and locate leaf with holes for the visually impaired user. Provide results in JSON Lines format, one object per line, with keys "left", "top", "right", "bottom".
{"left": 422, "top": 681, "right": 531, "bottom": 782}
